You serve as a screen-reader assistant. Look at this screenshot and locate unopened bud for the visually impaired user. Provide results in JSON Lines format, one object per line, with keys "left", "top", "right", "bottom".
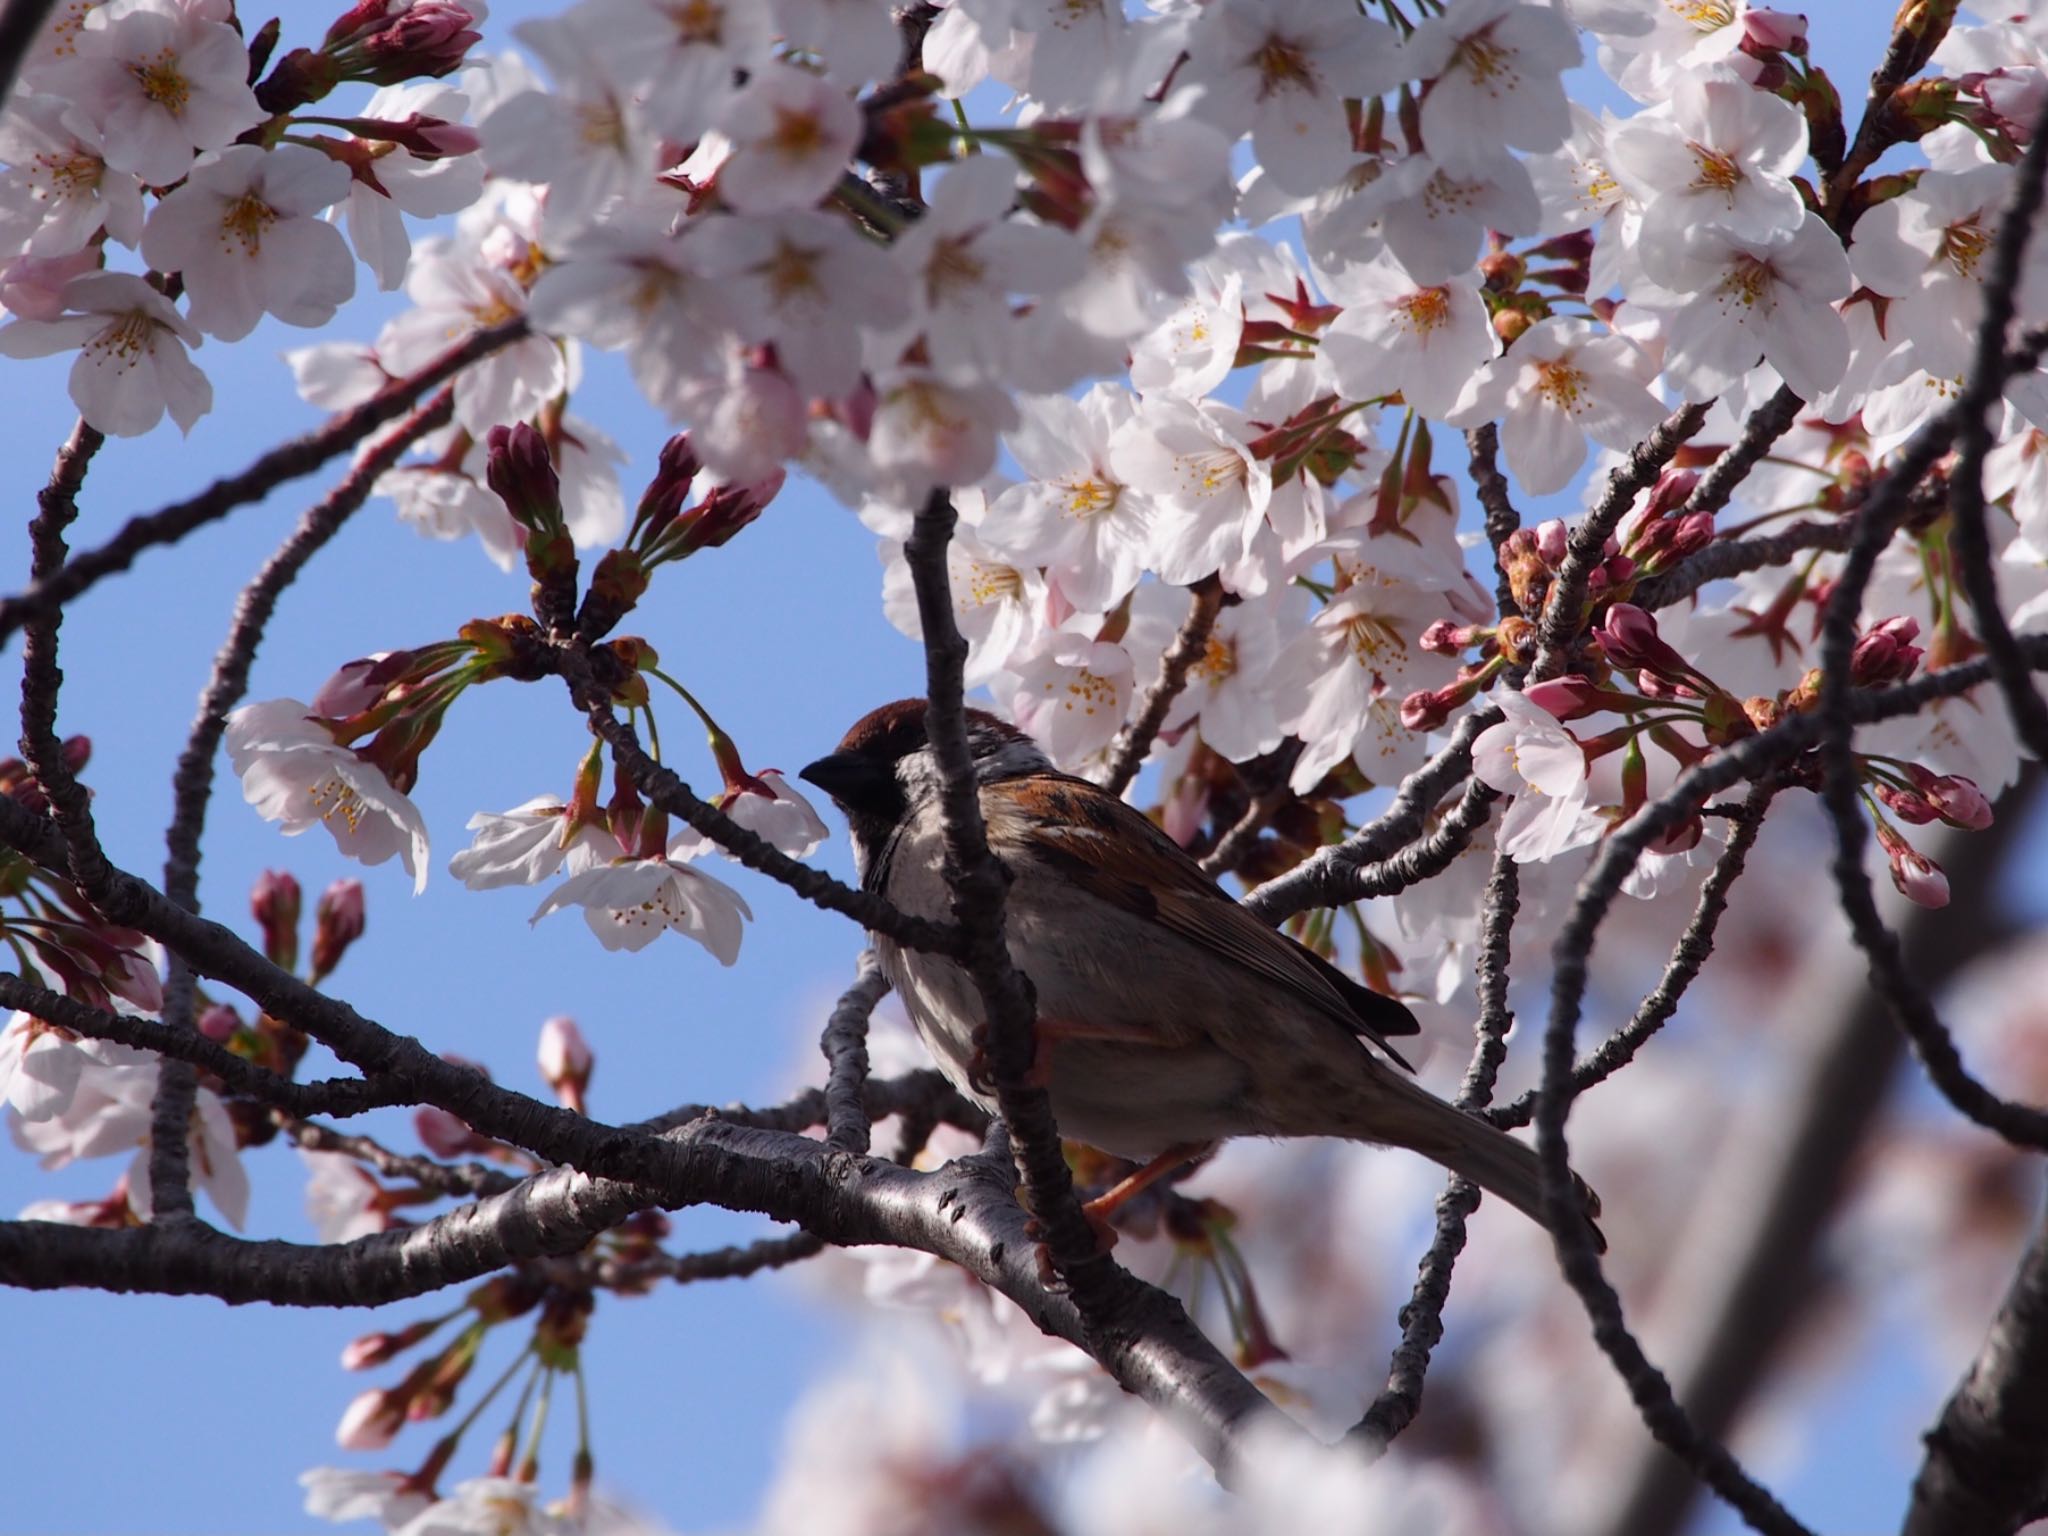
{"left": 1909, "top": 766, "right": 1993, "bottom": 830}
{"left": 325, "top": 1, "right": 481, "bottom": 82}
{"left": 61, "top": 735, "right": 90, "bottom": 774}
{"left": 415, "top": 1105, "right": 491, "bottom": 1159}
{"left": 537, "top": 1015, "right": 593, "bottom": 1113}
{"left": 1596, "top": 602, "right": 1668, "bottom": 671}
{"left": 1522, "top": 675, "right": 1602, "bottom": 720}
{"left": 312, "top": 652, "right": 408, "bottom": 718}
{"left": 1534, "top": 518, "right": 1569, "bottom": 566}
{"left": 1418, "top": 619, "right": 1480, "bottom": 654}
{"left": 335, "top": 1388, "right": 405, "bottom": 1450}
{"left": 310, "top": 879, "right": 366, "bottom": 982}
{"left": 198, "top": 1004, "right": 242, "bottom": 1043}
{"left": 631, "top": 434, "right": 701, "bottom": 548}
{"left": 1874, "top": 818, "right": 1950, "bottom": 908}
{"left": 1850, "top": 615, "right": 1922, "bottom": 685}
{"left": 1874, "top": 782, "right": 1940, "bottom": 824}
{"left": 484, "top": 422, "right": 563, "bottom": 535}
{"left": 251, "top": 869, "right": 302, "bottom": 972}
{"left": 1742, "top": 6, "right": 1807, "bottom": 53}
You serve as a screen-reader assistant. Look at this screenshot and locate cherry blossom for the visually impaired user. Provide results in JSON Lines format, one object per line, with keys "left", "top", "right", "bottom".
{"left": 300, "top": 1468, "right": 432, "bottom": 1532}
{"left": 1449, "top": 316, "right": 1667, "bottom": 494}
{"left": 477, "top": 29, "right": 656, "bottom": 239}
{"left": 715, "top": 62, "right": 861, "bottom": 215}
{"left": 577, "top": 0, "right": 773, "bottom": 144}
{"left": 37, "top": 4, "right": 263, "bottom": 187}
{"left": 1108, "top": 396, "right": 1272, "bottom": 588}
{"left": 670, "top": 771, "right": 832, "bottom": 861}
{"left": 332, "top": 82, "right": 488, "bottom": 290}
{"left": 532, "top": 857, "right": 753, "bottom": 961}
{"left": 1606, "top": 69, "right": 1807, "bottom": 253}
{"left": 140, "top": 144, "right": 357, "bottom": 342}
{"left": 1318, "top": 258, "right": 1497, "bottom": 418}
{"left": 1639, "top": 211, "right": 1852, "bottom": 401}
{"left": 769, "top": 0, "right": 899, "bottom": 88}
{"left": 224, "top": 699, "right": 432, "bottom": 893}
{"left": 0, "top": 270, "right": 211, "bottom": 437}
{"left": 1180, "top": 0, "right": 1404, "bottom": 198}
{"left": 880, "top": 526, "right": 1046, "bottom": 688}
{"left": 1404, "top": 0, "right": 1580, "bottom": 174}
{"left": 378, "top": 239, "right": 567, "bottom": 434}
{"left": 301, "top": 1150, "right": 394, "bottom": 1244}
{"left": 448, "top": 795, "right": 612, "bottom": 889}
{"left": 988, "top": 385, "right": 1160, "bottom": 612}
{"left": 1006, "top": 638, "right": 1135, "bottom": 769}
{"left": 0, "top": 94, "right": 143, "bottom": 256}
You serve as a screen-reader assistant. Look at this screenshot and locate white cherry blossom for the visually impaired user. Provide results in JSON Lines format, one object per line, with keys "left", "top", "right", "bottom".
{"left": 1448, "top": 316, "right": 1667, "bottom": 495}
{"left": 480, "top": 27, "right": 657, "bottom": 239}
{"left": 1127, "top": 262, "right": 1243, "bottom": 402}
{"left": 1318, "top": 257, "right": 1497, "bottom": 417}
{"left": 866, "top": 366, "right": 1018, "bottom": 494}
{"left": 0, "top": 93, "right": 143, "bottom": 255}
{"left": 1639, "top": 211, "right": 1852, "bottom": 402}
{"left": 1181, "top": 0, "right": 1405, "bottom": 197}
{"left": 224, "top": 699, "right": 431, "bottom": 893}
{"left": 769, "top": 0, "right": 900, "bottom": 87}
{"left": 140, "top": 144, "right": 356, "bottom": 342}
{"left": 1606, "top": 70, "right": 1807, "bottom": 254}
{"left": 575, "top": 0, "right": 774, "bottom": 144}
{"left": 880, "top": 527, "right": 1046, "bottom": 687}
{"left": 1108, "top": 396, "right": 1272, "bottom": 587}
{"left": 671, "top": 771, "right": 831, "bottom": 861}
{"left": 715, "top": 62, "right": 861, "bottom": 215}
{"left": 38, "top": 5, "right": 262, "bottom": 187}
{"left": 1404, "top": 0, "right": 1580, "bottom": 174}
{"left": 988, "top": 384, "right": 1159, "bottom": 612}
{"left": 532, "top": 856, "right": 753, "bottom": 961}
{"left": 448, "top": 795, "right": 612, "bottom": 889}
{"left": 0, "top": 270, "right": 210, "bottom": 437}
{"left": 378, "top": 240, "right": 567, "bottom": 434}
{"left": 1007, "top": 637, "right": 1135, "bottom": 769}
{"left": 691, "top": 208, "right": 906, "bottom": 399}
{"left": 1376, "top": 151, "right": 1545, "bottom": 285}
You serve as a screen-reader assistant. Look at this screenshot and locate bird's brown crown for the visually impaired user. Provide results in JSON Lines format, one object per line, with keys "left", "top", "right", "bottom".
{"left": 835, "top": 698, "right": 1033, "bottom": 762}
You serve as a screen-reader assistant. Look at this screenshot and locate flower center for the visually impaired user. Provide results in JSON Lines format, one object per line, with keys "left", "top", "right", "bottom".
{"left": 1064, "top": 477, "right": 1121, "bottom": 517}
{"left": 84, "top": 311, "right": 154, "bottom": 372}
{"left": 768, "top": 105, "right": 829, "bottom": 161}
{"left": 763, "top": 239, "right": 823, "bottom": 305}
{"left": 665, "top": 0, "right": 724, "bottom": 45}
{"left": 962, "top": 558, "right": 1023, "bottom": 607}
{"left": 1192, "top": 633, "right": 1237, "bottom": 683}
{"left": 1252, "top": 35, "right": 1317, "bottom": 99}
{"left": 926, "top": 236, "right": 987, "bottom": 303}
{"left": 219, "top": 192, "right": 277, "bottom": 256}
{"left": 1666, "top": 0, "right": 1735, "bottom": 31}
{"left": 308, "top": 773, "right": 368, "bottom": 834}
{"left": 1942, "top": 217, "right": 1991, "bottom": 279}
{"left": 130, "top": 49, "right": 190, "bottom": 116}
{"left": 1717, "top": 253, "right": 1772, "bottom": 309}
{"left": 1421, "top": 171, "right": 1482, "bottom": 221}
{"left": 1687, "top": 142, "right": 1743, "bottom": 198}
{"left": 1534, "top": 358, "right": 1590, "bottom": 415}
{"left": 1177, "top": 446, "right": 1247, "bottom": 499}
{"left": 1395, "top": 286, "right": 1454, "bottom": 337}
{"left": 1451, "top": 29, "right": 1514, "bottom": 88}
{"left": 1044, "top": 667, "right": 1117, "bottom": 716}
{"left": 34, "top": 148, "right": 101, "bottom": 202}
{"left": 577, "top": 98, "right": 625, "bottom": 149}
{"left": 1342, "top": 613, "right": 1406, "bottom": 666}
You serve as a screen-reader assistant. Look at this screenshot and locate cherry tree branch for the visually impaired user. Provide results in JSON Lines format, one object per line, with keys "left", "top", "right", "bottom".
{"left": 1632, "top": 517, "right": 1856, "bottom": 612}
{"left": 1100, "top": 575, "right": 1224, "bottom": 797}
{"left": 1680, "top": 385, "right": 1805, "bottom": 520}
{"left": 1906, "top": 1194, "right": 2048, "bottom": 1536}
{"left": 822, "top": 950, "right": 888, "bottom": 1155}
{"left": 901, "top": 488, "right": 1118, "bottom": 1310}
{"left": 283, "top": 1116, "right": 523, "bottom": 1199}
{"left": 0, "top": 319, "right": 528, "bottom": 648}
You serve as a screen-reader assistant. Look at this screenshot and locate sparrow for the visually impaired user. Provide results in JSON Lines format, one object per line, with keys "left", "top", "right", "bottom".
{"left": 801, "top": 699, "right": 1602, "bottom": 1248}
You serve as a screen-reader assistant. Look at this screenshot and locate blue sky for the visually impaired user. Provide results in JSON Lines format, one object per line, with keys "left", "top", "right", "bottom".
{"left": 0, "top": 2, "right": 2020, "bottom": 1532}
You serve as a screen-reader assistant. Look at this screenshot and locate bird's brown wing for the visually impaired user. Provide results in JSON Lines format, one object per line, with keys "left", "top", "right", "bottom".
{"left": 985, "top": 773, "right": 1419, "bottom": 1065}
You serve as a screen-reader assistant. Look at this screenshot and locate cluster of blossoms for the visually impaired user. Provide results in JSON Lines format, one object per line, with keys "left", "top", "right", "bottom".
{"left": 6, "top": 0, "right": 2048, "bottom": 1530}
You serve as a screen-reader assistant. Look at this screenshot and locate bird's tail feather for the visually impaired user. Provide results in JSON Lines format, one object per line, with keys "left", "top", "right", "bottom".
{"left": 1347, "top": 1073, "right": 1606, "bottom": 1253}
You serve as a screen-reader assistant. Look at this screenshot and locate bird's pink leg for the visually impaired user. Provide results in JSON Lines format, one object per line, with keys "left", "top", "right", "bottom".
{"left": 1079, "top": 1140, "right": 1215, "bottom": 1248}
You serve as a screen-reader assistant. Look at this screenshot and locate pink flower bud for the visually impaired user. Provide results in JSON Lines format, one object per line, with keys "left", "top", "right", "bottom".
{"left": 1875, "top": 819, "right": 1950, "bottom": 908}
{"left": 414, "top": 1106, "right": 491, "bottom": 1159}
{"left": 0, "top": 248, "right": 100, "bottom": 322}
{"left": 1535, "top": 518, "right": 1569, "bottom": 566}
{"left": 311, "top": 652, "right": 408, "bottom": 718}
{"left": 336, "top": 1388, "right": 405, "bottom": 1450}
{"left": 1742, "top": 7, "right": 1808, "bottom": 53}
{"left": 251, "top": 869, "right": 302, "bottom": 972}
{"left": 326, "top": 1, "right": 481, "bottom": 82}
{"left": 484, "top": 423, "right": 563, "bottom": 534}
{"left": 1595, "top": 602, "right": 1664, "bottom": 669}
{"left": 198, "top": 1005, "right": 241, "bottom": 1042}
{"left": 367, "top": 112, "right": 480, "bottom": 158}
{"left": 1648, "top": 813, "right": 1703, "bottom": 856}
{"left": 1400, "top": 686, "right": 1454, "bottom": 733}
{"left": 674, "top": 471, "right": 784, "bottom": 557}
{"left": 631, "top": 434, "right": 701, "bottom": 548}
{"left": 310, "top": 879, "right": 366, "bottom": 982}
{"left": 105, "top": 949, "right": 163, "bottom": 1014}
{"left": 61, "top": 734, "right": 91, "bottom": 775}
{"left": 1645, "top": 467, "right": 1701, "bottom": 522}
{"left": 1874, "top": 783, "right": 1940, "bottom": 825}
{"left": 1418, "top": 619, "right": 1476, "bottom": 655}
{"left": 1669, "top": 511, "right": 1717, "bottom": 560}
{"left": 1522, "top": 675, "right": 1601, "bottom": 721}
{"left": 1851, "top": 615, "right": 1922, "bottom": 686}
{"left": 537, "top": 1015, "right": 593, "bottom": 1113}
{"left": 341, "top": 1333, "right": 396, "bottom": 1371}
{"left": 1910, "top": 767, "right": 1993, "bottom": 830}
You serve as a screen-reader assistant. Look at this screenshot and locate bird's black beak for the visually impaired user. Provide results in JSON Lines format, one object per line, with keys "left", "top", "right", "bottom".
{"left": 799, "top": 751, "right": 882, "bottom": 808}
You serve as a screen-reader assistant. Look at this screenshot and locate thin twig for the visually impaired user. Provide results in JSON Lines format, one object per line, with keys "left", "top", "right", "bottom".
{"left": 0, "top": 0, "right": 59, "bottom": 110}
{"left": 1634, "top": 517, "right": 1856, "bottom": 612}
{"left": 1680, "top": 386, "right": 1805, "bottom": 521}
{"left": 1352, "top": 846, "right": 1519, "bottom": 1449}
{"left": 1489, "top": 783, "right": 1777, "bottom": 1130}
{"left": 0, "top": 319, "right": 528, "bottom": 647}
{"left": 1467, "top": 423, "right": 1523, "bottom": 619}
{"left": 282, "top": 1116, "right": 521, "bottom": 1198}
{"left": 1100, "top": 576, "right": 1224, "bottom": 797}
{"left": 822, "top": 951, "right": 889, "bottom": 1155}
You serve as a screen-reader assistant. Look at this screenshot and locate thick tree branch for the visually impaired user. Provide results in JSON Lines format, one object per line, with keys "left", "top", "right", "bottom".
{"left": 1906, "top": 1193, "right": 2048, "bottom": 1536}
{"left": 1680, "top": 386, "right": 1805, "bottom": 521}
